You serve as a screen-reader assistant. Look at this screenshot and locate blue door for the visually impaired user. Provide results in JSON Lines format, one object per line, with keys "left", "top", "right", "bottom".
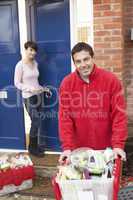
{"left": 0, "top": 0, "right": 26, "bottom": 149}
{"left": 27, "top": 0, "right": 71, "bottom": 151}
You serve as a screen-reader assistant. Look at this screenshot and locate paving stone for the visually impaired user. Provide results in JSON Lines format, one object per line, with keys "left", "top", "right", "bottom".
{"left": 30, "top": 154, "right": 59, "bottom": 167}
{"left": 0, "top": 176, "right": 55, "bottom": 200}
{"left": 35, "top": 166, "right": 57, "bottom": 178}
{"left": 0, "top": 194, "right": 54, "bottom": 200}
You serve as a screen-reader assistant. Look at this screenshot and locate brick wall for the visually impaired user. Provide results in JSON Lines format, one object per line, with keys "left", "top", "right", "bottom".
{"left": 123, "top": 0, "right": 133, "bottom": 136}
{"left": 93, "top": 0, "right": 133, "bottom": 137}
{"left": 93, "top": 0, "right": 124, "bottom": 79}
{"left": 93, "top": 0, "right": 133, "bottom": 174}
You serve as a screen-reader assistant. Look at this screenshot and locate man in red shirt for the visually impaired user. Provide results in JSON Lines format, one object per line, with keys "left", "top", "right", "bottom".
{"left": 59, "top": 42, "right": 127, "bottom": 164}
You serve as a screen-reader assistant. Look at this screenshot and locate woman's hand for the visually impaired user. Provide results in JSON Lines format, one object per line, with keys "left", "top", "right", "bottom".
{"left": 43, "top": 87, "right": 52, "bottom": 98}
{"left": 43, "top": 87, "right": 51, "bottom": 93}
{"left": 24, "top": 86, "right": 42, "bottom": 93}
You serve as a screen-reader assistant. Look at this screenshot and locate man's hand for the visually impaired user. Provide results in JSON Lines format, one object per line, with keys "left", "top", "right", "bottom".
{"left": 59, "top": 150, "right": 71, "bottom": 165}
{"left": 113, "top": 148, "right": 126, "bottom": 161}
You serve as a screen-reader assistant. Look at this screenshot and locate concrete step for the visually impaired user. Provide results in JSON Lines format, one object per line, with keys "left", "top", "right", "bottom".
{"left": 0, "top": 194, "right": 54, "bottom": 200}
{"left": 35, "top": 165, "right": 57, "bottom": 178}
{"left": 31, "top": 154, "right": 59, "bottom": 178}
{"left": 17, "top": 176, "right": 55, "bottom": 199}
{"left": 0, "top": 176, "right": 55, "bottom": 200}
{"left": 30, "top": 153, "right": 59, "bottom": 167}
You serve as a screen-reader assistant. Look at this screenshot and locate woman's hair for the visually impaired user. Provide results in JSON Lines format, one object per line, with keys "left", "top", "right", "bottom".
{"left": 71, "top": 42, "right": 94, "bottom": 61}
{"left": 24, "top": 41, "right": 38, "bottom": 52}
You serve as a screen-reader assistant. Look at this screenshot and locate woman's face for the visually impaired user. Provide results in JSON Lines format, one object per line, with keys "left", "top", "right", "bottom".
{"left": 25, "top": 47, "right": 37, "bottom": 60}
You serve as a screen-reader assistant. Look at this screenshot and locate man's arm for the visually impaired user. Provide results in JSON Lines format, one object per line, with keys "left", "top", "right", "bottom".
{"left": 58, "top": 79, "right": 75, "bottom": 150}
{"left": 58, "top": 79, "right": 76, "bottom": 164}
{"left": 111, "top": 77, "right": 128, "bottom": 160}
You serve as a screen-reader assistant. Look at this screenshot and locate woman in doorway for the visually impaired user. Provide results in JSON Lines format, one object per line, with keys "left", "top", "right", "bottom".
{"left": 14, "top": 41, "right": 50, "bottom": 157}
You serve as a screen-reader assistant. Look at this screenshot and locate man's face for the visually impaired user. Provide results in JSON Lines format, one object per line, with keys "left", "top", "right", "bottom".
{"left": 25, "top": 47, "right": 37, "bottom": 60}
{"left": 73, "top": 50, "right": 94, "bottom": 78}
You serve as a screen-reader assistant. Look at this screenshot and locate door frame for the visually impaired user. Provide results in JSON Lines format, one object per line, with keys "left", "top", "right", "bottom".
{"left": 18, "top": 0, "right": 28, "bottom": 56}
{"left": 17, "top": 0, "right": 94, "bottom": 153}
{"left": 69, "top": 0, "right": 94, "bottom": 71}
{"left": 18, "top": 0, "right": 94, "bottom": 69}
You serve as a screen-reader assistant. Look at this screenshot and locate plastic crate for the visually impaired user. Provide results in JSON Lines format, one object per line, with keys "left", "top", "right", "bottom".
{"left": 0, "top": 150, "right": 35, "bottom": 196}
{"left": 52, "top": 155, "right": 121, "bottom": 200}
{"left": 58, "top": 178, "right": 113, "bottom": 200}
{"left": 0, "top": 165, "right": 35, "bottom": 196}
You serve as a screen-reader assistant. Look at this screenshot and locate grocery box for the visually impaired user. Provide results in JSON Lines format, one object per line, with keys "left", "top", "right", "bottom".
{"left": 0, "top": 149, "right": 35, "bottom": 196}
{"left": 57, "top": 178, "right": 113, "bottom": 200}
{"left": 52, "top": 148, "right": 121, "bottom": 200}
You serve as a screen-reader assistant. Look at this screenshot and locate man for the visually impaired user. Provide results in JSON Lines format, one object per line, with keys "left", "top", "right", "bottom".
{"left": 59, "top": 42, "right": 127, "bottom": 164}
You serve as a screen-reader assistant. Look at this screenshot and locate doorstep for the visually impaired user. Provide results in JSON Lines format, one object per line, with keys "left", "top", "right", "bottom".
{"left": 1, "top": 176, "right": 55, "bottom": 200}
{"left": 0, "top": 154, "right": 59, "bottom": 200}
{"left": 0, "top": 194, "right": 54, "bottom": 200}
{"left": 30, "top": 154, "right": 59, "bottom": 178}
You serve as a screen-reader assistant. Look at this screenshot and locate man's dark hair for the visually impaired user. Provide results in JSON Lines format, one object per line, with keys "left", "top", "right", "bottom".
{"left": 24, "top": 41, "right": 38, "bottom": 52}
{"left": 71, "top": 42, "right": 94, "bottom": 61}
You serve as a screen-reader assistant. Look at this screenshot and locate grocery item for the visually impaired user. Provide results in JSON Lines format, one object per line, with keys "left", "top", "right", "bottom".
{"left": 0, "top": 152, "right": 35, "bottom": 196}
{"left": 57, "top": 148, "right": 115, "bottom": 181}
{"left": 87, "top": 150, "right": 106, "bottom": 175}
{"left": 57, "top": 165, "right": 83, "bottom": 180}
{"left": 55, "top": 148, "right": 116, "bottom": 200}
{"left": 71, "top": 149, "right": 89, "bottom": 172}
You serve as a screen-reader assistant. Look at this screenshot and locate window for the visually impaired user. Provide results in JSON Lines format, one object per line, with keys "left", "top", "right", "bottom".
{"left": 77, "top": 0, "right": 91, "bottom": 43}
{"left": 70, "top": 0, "right": 93, "bottom": 47}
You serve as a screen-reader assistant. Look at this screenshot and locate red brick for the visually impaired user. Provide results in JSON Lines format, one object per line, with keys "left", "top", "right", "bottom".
{"left": 111, "top": 55, "right": 122, "bottom": 60}
{"left": 94, "top": 4, "right": 111, "bottom": 11}
{"left": 95, "top": 31, "right": 111, "bottom": 36}
{"left": 95, "top": 60, "right": 105, "bottom": 66}
{"left": 94, "top": 17, "right": 122, "bottom": 24}
{"left": 124, "top": 2, "right": 133, "bottom": 8}
{"left": 104, "top": 36, "right": 122, "bottom": 42}
{"left": 111, "top": 30, "right": 122, "bottom": 35}
{"left": 114, "top": 68, "right": 123, "bottom": 72}
{"left": 95, "top": 43, "right": 111, "bottom": 48}
{"left": 94, "top": 49, "right": 104, "bottom": 54}
{"left": 94, "top": 11, "right": 102, "bottom": 17}
{"left": 102, "top": 0, "right": 112, "bottom": 3}
{"left": 103, "top": 11, "right": 122, "bottom": 16}
{"left": 111, "top": 18, "right": 122, "bottom": 23}
{"left": 104, "top": 49, "right": 122, "bottom": 54}
{"left": 104, "top": 23, "right": 122, "bottom": 29}
{"left": 125, "top": 43, "right": 133, "bottom": 48}
{"left": 95, "top": 56, "right": 111, "bottom": 60}
{"left": 94, "top": 37, "right": 104, "bottom": 42}
{"left": 94, "top": 24, "right": 104, "bottom": 30}
{"left": 94, "top": 0, "right": 102, "bottom": 4}
{"left": 111, "top": 0, "right": 122, "bottom": 3}
{"left": 111, "top": 42, "right": 123, "bottom": 48}
{"left": 111, "top": 4, "right": 122, "bottom": 11}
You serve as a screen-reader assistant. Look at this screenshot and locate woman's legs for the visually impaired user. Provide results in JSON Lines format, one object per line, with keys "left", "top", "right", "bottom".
{"left": 24, "top": 94, "right": 45, "bottom": 156}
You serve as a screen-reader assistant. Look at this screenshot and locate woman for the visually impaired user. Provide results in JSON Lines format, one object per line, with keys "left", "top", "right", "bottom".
{"left": 14, "top": 41, "right": 49, "bottom": 157}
